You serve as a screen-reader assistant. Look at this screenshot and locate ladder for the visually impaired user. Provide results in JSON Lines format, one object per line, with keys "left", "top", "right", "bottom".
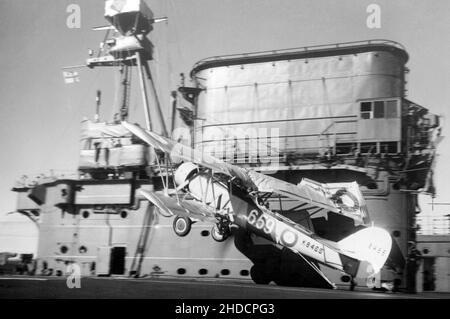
{"left": 129, "top": 204, "right": 154, "bottom": 277}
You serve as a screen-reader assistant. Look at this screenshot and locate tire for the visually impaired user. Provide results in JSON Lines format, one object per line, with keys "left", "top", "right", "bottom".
{"left": 173, "top": 216, "right": 192, "bottom": 237}
{"left": 211, "top": 225, "right": 229, "bottom": 242}
{"left": 250, "top": 265, "right": 271, "bottom": 285}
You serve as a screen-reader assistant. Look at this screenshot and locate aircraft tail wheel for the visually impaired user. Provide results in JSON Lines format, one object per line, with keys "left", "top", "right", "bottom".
{"left": 211, "top": 225, "right": 229, "bottom": 242}
{"left": 173, "top": 216, "right": 192, "bottom": 237}
{"left": 250, "top": 265, "right": 271, "bottom": 285}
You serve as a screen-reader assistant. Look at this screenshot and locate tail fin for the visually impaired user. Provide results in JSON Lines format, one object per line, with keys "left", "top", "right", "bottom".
{"left": 338, "top": 227, "right": 392, "bottom": 274}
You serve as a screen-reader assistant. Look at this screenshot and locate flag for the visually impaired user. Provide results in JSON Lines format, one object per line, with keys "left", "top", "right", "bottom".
{"left": 63, "top": 71, "right": 80, "bottom": 84}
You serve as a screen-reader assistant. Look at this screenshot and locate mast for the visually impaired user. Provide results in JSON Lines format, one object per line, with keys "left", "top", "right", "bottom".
{"left": 86, "top": 0, "right": 169, "bottom": 134}
{"left": 95, "top": 90, "right": 101, "bottom": 123}
{"left": 135, "top": 52, "right": 153, "bottom": 131}
{"left": 119, "top": 65, "right": 131, "bottom": 121}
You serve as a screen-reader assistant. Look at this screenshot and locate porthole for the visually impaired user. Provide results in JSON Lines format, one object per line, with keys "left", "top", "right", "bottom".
{"left": 56, "top": 270, "right": 63, "bottom": 277}
{"left": 79, "top": 246, "right": 88, "bottom": 254}
{"left": 221, "top": 269, "right": 230, "bottom": 276}
{"left": 199, "top": 268, "right": 208, "bottom": 275}
{"left": 240, "top": 270, "right": 249, "bottom": 277}
{"left": 177, "top": 268, "right": 186, "bottom": 275}
{"left": 201, "top": 230, "right": 210, "bottom": 237}
{"left": 120, "top": 211, "right": 128, "bottom": 219}
{"left": 60, "top": 245, "right": 68, "bottom": 254}
{"left": 392, "top": 230, "right": 401, "bottom": 238}
{"left": 423, "top": 248, "right": 429, "bottom": 255}
{"left": 82, "top": 211, "right": 90, "bottom": 219}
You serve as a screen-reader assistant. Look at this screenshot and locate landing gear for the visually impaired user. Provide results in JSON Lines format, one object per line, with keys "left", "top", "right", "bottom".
{"left": 211, "top": 224, "right": 230, "bottom": 242}
{"left": 173, "top": 216, "right": 192, "bottom": 237}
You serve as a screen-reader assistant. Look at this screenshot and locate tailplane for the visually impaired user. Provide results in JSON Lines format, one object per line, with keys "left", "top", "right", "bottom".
{"left": 338, "top": 227, "right": 392, "bottom": 274}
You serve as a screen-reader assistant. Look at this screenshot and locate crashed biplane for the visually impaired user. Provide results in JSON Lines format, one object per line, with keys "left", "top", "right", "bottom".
{"left": 122, "top": 121, "right": 392, "bottom": 288}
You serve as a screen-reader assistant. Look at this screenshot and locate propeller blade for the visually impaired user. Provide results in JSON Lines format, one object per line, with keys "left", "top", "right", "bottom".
{"left": 92, "top": 25, "right": 116, "bottom": 31}
{"left": 152, "top": 17, "right": 168, "bottom": 24}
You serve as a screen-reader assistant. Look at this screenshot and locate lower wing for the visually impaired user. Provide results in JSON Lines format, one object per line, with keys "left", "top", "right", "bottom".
{"left": 140, "top": 190, "right": 218, "bottom": 223}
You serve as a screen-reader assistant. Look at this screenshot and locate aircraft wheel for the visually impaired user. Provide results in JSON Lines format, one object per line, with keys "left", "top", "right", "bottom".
{"left": 211, "top": 225, "right": 230, "bottom": 242}
{"left": 173, "top": 216, "right": 192, "bottom": 237}
{"left": 250, "top": 265, "right": 271, "bottom": 285}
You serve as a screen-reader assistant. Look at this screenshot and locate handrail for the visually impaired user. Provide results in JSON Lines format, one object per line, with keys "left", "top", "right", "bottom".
{"left": 192, "top": 39, "right": 406, "bottom": 70}
{"left": 417, "top": 215, "right": 450, "bottom": 235}
{"left": 13, "top": 170, "right": 81, "bottom": 188}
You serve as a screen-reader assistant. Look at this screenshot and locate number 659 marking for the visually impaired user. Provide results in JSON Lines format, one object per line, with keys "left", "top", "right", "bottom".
{"left": 247, "top": 210, "right": 275, "bottom": 234}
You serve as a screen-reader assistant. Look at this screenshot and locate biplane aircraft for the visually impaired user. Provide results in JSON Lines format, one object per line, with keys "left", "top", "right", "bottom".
{"left": 122, "top": 121, "right": 392, "bottom": 288}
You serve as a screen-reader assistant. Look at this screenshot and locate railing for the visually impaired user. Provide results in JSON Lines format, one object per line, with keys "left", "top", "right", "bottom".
{"left": 13, "top": 170, "right": 81, "bottom": 188}
{"left": 417, "top": 215, "right": 450, "bottom": 235}
{"left": 192, "top": 39, "right": 406, "bottom": 69}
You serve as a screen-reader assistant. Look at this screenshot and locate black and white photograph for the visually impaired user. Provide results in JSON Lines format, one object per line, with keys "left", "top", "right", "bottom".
{"left": 0, "top": 0, "right": 449, "bottom": 306}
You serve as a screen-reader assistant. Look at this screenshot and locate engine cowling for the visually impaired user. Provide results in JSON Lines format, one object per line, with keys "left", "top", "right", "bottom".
{"left": 174, "top": 162, "right": 200, "bottom": 188}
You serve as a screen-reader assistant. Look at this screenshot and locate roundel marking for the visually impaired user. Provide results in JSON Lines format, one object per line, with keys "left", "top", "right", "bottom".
{"left": 280, "top": 229, "right": 298, "bottom": 247}
{"left": 334, "top": 189, "right": 360, "bottom": 212}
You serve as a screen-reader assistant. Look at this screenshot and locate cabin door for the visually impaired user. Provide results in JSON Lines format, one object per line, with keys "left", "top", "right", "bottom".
{"left": 422, "top": 257, "right": 436, "bottom": 291}
{"left": 110, "top": 245, "right": 126, "bottom": 275}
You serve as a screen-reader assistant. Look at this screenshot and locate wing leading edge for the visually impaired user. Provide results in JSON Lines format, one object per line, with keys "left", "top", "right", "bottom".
{"left": 140, "top": 190, "right": 217, "bottom": 223}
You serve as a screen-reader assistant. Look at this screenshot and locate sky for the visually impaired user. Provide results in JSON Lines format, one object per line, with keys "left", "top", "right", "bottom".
{"left": 0, "top": 0, "right": 449, "bottom": 253}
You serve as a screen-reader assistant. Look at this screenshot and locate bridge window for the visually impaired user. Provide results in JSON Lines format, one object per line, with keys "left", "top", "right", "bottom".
{"left": 386, "top": 100, "right": 398, "bottom": 118}
{"left": 360, "top": 99, "right": 399, "bottom": 119}
{"left": 361, "top": 102, "right": 373, "bottom": 119}
{"left": 374, "top": 101, "right": 385, "bottom": 118}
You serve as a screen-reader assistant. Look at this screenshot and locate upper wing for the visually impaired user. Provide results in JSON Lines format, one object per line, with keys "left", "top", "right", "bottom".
{"left": 122, "top": 121, "right": 252, "bottom": 183}
{"left": 246, "top": 170, "right": 341, "bottom": 213}
{"left": 140, "top": 190, "right": 217, "bottom": 223}
{"left": 315, "top": 180, "right": 370, "bottom": 225}
{"left": 123, "top": 122, "right": 230, "bottom": 176}
{"left": 247, "top": 171, "right": 369, "bottom": 224}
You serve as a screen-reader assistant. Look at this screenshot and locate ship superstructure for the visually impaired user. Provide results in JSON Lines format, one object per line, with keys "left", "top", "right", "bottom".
{"left": 10, "top": 1, "right": 441, "bottom": 292}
